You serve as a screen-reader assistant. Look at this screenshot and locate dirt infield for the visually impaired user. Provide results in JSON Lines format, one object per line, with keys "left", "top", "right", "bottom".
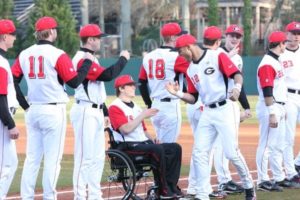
{"left": 10, "top": 123, "right": 300, "bottom": 199}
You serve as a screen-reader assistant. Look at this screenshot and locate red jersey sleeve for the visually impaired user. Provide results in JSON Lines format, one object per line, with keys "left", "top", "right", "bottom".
{"left": 55, "top": 53, "right": 77, "bottom": 82}
{"left": 77, "top": 59, "right": 104, "bottom": 81}
{"left": 108, "top": 105, "right": 129, "bottom": 130}
{"left": 186, "top": 75, "right": 197, "bottom": 93}
{"left": 258, "top": 65, "right": 276, "bottom": 88}
{"left": 218, "top": 52, "right": 240, "bottom": 77}
{"left": 11, "top": 57, "right": 23, "bottom": 77}
{"left": 138, "top": 65, "right": 147, "bottom": 80}
{"left": 0, "top": 68, "right": 8, "bottom": 95}
{"left": 174, "top": 56, "right": 190, "bottom": 74}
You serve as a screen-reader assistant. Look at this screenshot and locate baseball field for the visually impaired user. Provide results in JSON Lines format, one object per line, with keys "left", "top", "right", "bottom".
{"left": 6, "top": 96, "right": 300, "bottom": 200}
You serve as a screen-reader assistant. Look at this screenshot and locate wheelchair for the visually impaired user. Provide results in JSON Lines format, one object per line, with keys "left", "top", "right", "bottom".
{"left": 101, "top": 128, "right": 159, "bottom": 200}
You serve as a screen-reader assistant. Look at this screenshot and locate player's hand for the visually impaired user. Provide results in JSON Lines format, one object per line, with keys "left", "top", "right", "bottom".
{"left": 9, "top": 127, "right": 20, "bottom": 140}
{"left": 141, "top": 108, "right": 159, "bottom": 119}
{"left": 120, "top": 50, "right": 130, "bottom": 60}
{"left": 229, "top": 88, "right": 240, "bottom": 101}
{"left": 165, "top": 81, "right": 179, "bottom": 95}
{"left": 228, "top": 45, "right": 239, "bottom": 58}
{"left": 104, "top": 117, "right": 110, "bottom": 128}
{"left": 244, "top": 109, "right": 252, "bottom": 118}
{"left": 269, "top": 114, "right": 278, "bottom": 128}
{"left": 83, "top": 52, "right": 94, "bottom": 61}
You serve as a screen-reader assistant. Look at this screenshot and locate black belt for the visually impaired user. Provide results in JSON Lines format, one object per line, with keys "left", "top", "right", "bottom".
{"left": 207, "top": 100, "right": 227, "bottom": 108}
{"left": 76, "top": 100, "right": 103, "bottom": 109}
{"left": 288, "top": 88, "right": 300, "bottom": 95}
{"left": 160, "top": 98, "right": 171, "bottom": 102}
{"left": 48, "top": 103, "right": 58, "bottom": 105}
{"left": 276, "top": 101, "right": 285, "bottom": 105}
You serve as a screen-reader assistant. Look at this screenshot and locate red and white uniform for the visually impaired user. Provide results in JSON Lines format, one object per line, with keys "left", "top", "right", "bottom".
{"left": 186, "top": 49, "right": 253, "bottom": 200}
{"left": 0, "top": 53, "right": 18, "bottom": 199}
{"left": 279, "top": 46, "right": 300, "bottom": 177}
{"left": 12, "top": 43, "right": 77, "bottom": 200}
{"left": 139, "top": 47, "right": 189, "bottom": 142}
{"left": 256, "top": 51, "right": 287, "bottom": 184}
{"left": 109, "top": 98, "right": 148, "bottom": 142}
{"left": 70, "top": 50, "right": 107, "bottom": 200}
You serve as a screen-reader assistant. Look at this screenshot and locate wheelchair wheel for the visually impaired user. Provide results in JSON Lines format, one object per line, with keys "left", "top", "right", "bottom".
{"left": 101, "top": 149, "right": 136, "bottom": 200}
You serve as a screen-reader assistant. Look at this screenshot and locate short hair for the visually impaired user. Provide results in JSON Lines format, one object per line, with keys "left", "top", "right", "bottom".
{"left": 203, "top": 38, "right": 218, "bottom": 46}
{"left": 162, "top": 36, "right": 172, "bottom": 43}
{"left": 35, "top": 29, "right": 51, "bottom": 40}
{"left": 81, "top": 37, "right": 89, "bottom": 45}
{"left": 268, "top": 42, "right": 281, "bottom": 49}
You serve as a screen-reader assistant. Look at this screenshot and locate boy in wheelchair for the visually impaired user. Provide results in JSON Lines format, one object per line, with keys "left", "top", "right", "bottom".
{"left": 108, "top": 75, "right": 182, "bottom": 199}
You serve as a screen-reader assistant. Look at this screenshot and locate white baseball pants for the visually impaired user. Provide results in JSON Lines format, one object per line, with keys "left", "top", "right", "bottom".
{"left": 0, "top": 121, "right": 18, "bottom": 200}
{"left": 151, "top": 99, "right": 181, "bottom": 143}
{"left": 21, "top": 104, "right": 66, "bottom": 200}
{"left": 256, "top": 102, "right": 286, "bottom": 184}
{"left": 70, "top": 104, "right": 105, "bottom": 200}
{"left": 285, "top": 93, "right": 300, "bottom": 177}
{"left": 193, "top": 101, "right": 253, "bottom": 200}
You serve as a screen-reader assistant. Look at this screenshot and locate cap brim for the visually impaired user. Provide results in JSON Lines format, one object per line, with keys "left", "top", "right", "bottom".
{"left": 96, "top": 33, "right": 109, "bottom": 38}
{"left": 290, "top": 30, "right": 300, "bottom": 34}
{"left": 176, "top": 30, "right": 188, "bottom": 36}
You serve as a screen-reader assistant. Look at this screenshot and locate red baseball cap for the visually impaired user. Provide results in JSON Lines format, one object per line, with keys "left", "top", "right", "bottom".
{"left": 0, "top": 19, "right": 16, "bottom": 35}
{"left": 175, "top": 34, "right": 197, "bottom": 49}
{"left": 35, "top": 16, "right": 58, "bottom": 31}
{"left": 79, "top": 24, "right": 107, "bottom": 38}
{"left": 285, "top": 21, "right": 300, "bottom": 33}
{"left": 225, "top": 24, "right": 243, "bottom": 36}
{"left": 203, "top": 26, "right": 222, "bottom": 40}
{"left": 161, "top": 22, "right": 186, "bottom": 37}
{"left": 268, "top": 31, "right": 287, "bottom": 43}
{"left": 114, "top": 75, "right": 136, "bottom": 88}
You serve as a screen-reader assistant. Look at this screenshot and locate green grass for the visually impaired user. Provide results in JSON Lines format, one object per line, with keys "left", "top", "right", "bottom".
{"left": 11, "top": 95, "right": 300, "bottom": 199}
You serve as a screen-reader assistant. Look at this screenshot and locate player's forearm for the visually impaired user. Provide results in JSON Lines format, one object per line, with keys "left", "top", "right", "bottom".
{"left": 118, "top": 114, "right": 145, "bottom": 135}
{"left": 176, "top": 91, "right": 197, "bottom": 104}
{"left": 238, "top": 86, "right": 250, "bottom": 110}
{"left": 13, "top": 75, "right": 30, "bottom": 110}
{"left": 66, "top": 59, "right": 92, "bottom": 88}
{"left": 0, "top": 95, "right": 16, "bottom": 129}
{"left": 233, "top": 73, "right": 243, "bottom": 86}
{"left": 96, "top": 56, "right": 128, "bottom": 81}
{"left": 138, "top": 79, "right": 152, "bottom": 108}
{"left": 264, "top": 96, "right": 274, "bottom": 106}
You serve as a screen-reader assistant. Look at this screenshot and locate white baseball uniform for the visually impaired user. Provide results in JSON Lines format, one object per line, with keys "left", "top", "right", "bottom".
{"left": 12, "top": 41, "right": 84, "bottom": 200}
{"left": 139, "top": 47, "right": 189, "bottom": 143}
{"left": 186, "top": 49, "right": 253, "bottom": 200}
{"left": 0, "top": 49, "right": 18, "bottom": 199}
{"left": 280, "top": 45, "right": 300, "bottom": 172}
{"left": 70, "top": 50, "right": 106, "bottom": 200}
{"left": 256, "top": 51, "right": 287, "bottom": 184}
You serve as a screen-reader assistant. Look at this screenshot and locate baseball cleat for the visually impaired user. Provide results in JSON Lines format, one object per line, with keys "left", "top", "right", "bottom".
{"left": 209, "top": 190, "right": 227, "bottom": 199}
{"left": 257, "top": 181, "right": 283, "bottom": 192}
{"left": 218, "top": 180, "right": 244, "bottom": 194}
{"left": 244, "top": 188, "right": 256, "bottom": 200}
{"left": 276, "top": 177, "right": 300, "bottom": 189}
{"left": 295, "top": 164, "right": 300, "bottom": 174}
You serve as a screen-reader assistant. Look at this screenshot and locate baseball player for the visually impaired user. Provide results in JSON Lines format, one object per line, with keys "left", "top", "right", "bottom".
{"left": 70, "top": 24, "right": 130, "bottom": 200}
{"left": 0, "top": 19, "right": 20, "bottom": 200}
{"left": 185, "top": 25, "right": 249, "bottom": 199}
{"left": 12, "top": 16, "right": 94, "bottom": 200}
{"left": 166, "top": 30, "right": 255, "bottom": 200}
{"left": 255, "top": 31, "right": 299, "bottom": 192}
{"left": 108, "top": 75, "right": 182, "bottom": 199}
{"left": 138, "top": 22, "right": 189, "bottom": 143}
{"left": 280, "top": 22, "right": 300, "bottom": 176}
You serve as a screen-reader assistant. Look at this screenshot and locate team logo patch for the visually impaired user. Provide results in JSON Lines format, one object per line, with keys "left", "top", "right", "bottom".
{"left": 295, "top": 23, "right": 300, "bottom": 29}
{"left": 233, "top": 26, "right": 240, "bottom": 31}
{"left": 204, "top": 67, "right": 215, "bottom": 75}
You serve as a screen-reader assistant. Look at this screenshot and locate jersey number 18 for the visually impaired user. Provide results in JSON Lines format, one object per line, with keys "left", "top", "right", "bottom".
{"left": 148, "top": 59, "right": 165, "bottom": 80}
